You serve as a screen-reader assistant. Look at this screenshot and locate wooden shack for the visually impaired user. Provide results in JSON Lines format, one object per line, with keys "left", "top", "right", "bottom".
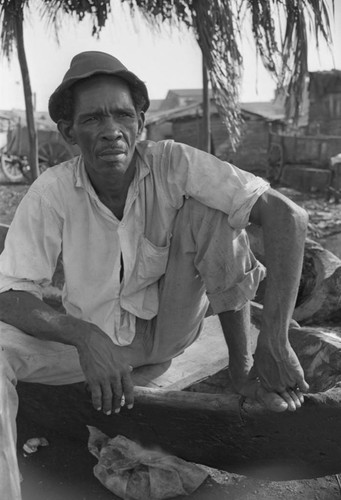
{"left": 145, "top": 96, "right": 285, "bottom": 176}
{"left": 308, "top": 70, "right": 341, "bottom": 136}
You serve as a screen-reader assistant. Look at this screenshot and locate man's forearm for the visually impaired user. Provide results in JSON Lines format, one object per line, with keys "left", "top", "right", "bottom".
{"left": 0, "top": 290, "right": 135, "bottom": 414}
{"left": 0, "top": 290, "right": 89, "bottom": 348}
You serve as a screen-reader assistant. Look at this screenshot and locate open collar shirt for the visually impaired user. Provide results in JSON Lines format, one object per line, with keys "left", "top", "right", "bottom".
{"left": 0, "top": 140, "right": 269, "bottom": 345}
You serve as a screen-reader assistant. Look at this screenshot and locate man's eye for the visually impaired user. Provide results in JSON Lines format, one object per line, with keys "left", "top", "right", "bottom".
{"left": 84, "top": 116, "right": 98, "bottom": 123}
{"left": 118, "top": 112, "right": 134, "bottom": 119}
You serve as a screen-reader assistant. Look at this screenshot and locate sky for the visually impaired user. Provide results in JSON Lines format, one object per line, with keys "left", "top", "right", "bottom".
{"left": 0, "top": 0, "right": 340, "bottom": 112}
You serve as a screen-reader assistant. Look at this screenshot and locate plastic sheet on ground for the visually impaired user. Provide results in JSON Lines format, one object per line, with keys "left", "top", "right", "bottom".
{"left": 87, "top": 426, "right": 208, "bottom": 500}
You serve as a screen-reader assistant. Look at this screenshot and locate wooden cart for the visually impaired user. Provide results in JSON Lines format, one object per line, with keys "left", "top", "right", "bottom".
{"left": 0, "top": 121, "right": 78, "bottom": 183}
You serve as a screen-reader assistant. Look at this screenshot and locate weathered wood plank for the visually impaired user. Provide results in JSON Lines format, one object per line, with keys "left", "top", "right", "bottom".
{"left": 132, "top": 316, "right": 229, "bottom": 390}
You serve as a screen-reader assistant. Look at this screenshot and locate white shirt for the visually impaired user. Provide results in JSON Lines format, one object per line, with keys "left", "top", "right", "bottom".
{"left": 0, "top": 140, "right": 269, "bottom": 345}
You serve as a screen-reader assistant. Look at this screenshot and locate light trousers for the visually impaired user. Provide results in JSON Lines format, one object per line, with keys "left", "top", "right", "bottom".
{"left": 0, "top": 198, "right": 265, "bottom": 499}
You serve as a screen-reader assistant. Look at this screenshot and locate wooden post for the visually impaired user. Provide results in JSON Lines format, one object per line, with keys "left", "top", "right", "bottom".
{"left": 202, "top": 53, "right": 211, "bottom": 153}
{"left": 15, "top": 12, "right": 39, "bottom": 181}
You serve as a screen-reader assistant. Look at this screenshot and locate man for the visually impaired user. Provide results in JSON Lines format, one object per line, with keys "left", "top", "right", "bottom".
{"left": 0, "top": 51, "right": 308, "bottom": 498}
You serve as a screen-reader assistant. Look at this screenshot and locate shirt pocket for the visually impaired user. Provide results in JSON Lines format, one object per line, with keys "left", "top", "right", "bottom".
{"left": 137, "top": 233, "right": 171, "bottom": 286}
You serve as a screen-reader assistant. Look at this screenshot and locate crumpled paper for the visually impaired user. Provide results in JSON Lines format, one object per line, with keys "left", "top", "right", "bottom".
{"left": 87, "top": 426, "right": 208, "bottom": 499}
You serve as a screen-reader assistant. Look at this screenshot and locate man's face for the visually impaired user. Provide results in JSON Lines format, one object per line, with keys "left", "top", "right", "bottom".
{"left": 67, "top": 75, "right": 144, "bottom": 179}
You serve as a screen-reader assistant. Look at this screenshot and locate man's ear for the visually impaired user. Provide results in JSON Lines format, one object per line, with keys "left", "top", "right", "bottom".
{"left": 137, "top": 111, "right": 145, "bottom": 137}
{"left": 57, "top": 120, "right": 76, "bottom": 145}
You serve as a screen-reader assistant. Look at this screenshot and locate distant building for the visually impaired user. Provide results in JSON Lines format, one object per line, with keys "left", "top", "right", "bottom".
{"left": 145, "top": 92, "right": 285, "bottom": 175}
{"left": 159, "top": 89, "right": 214, "bottom": 110}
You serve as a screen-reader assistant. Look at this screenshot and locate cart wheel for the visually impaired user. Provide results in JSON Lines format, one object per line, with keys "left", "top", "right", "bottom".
{"left": 1, "top": 154, "right": 25, "bottom": 182}
{"left": 267, "top": 143, "right": 284, "bottom": 182}
{"left": 38, "top": 141, "right": 73, "bottom": 173}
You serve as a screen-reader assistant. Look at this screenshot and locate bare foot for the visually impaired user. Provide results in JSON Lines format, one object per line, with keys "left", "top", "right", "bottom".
{"left": 239, "top": 379, "right": 304, "bottom": 412}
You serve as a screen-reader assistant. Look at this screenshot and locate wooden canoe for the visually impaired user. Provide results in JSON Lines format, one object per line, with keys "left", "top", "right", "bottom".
{"left": 17, "top": 317, "right": 341, "bottom": 482}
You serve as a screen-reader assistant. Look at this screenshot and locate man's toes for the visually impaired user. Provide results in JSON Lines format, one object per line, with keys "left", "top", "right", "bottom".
{"left": 279, "top": 390, "right": 301, "bottom": 411}
{"left": 256, "top": 386, "right": 289, "bottom": 412}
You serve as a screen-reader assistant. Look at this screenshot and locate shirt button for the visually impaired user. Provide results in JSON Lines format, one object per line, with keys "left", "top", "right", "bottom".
{"left": 120, "top": 222, "right": 125, "bottom": 227}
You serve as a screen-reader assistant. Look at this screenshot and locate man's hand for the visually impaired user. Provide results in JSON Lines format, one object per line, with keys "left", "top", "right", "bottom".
{"left": 253, "top": 341, "right": 309, "bottom": 411}
{"left": 0, "top": 291, "right": 135, "bottom": 415}
{"left": 76, "top": 325, "right": 134, "bottom": 415}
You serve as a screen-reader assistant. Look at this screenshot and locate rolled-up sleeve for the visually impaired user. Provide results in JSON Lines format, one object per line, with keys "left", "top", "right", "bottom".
{"left": 163, "top": 141, "right": 270, "bottom": 229}
{"left": 0, "top": 188, "right": 62, "bottom": 298}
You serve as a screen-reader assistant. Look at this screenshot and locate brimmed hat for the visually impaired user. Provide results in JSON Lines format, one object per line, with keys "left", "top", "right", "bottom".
{"left": 48, "top": 51, "right": 150, "bottom": 122}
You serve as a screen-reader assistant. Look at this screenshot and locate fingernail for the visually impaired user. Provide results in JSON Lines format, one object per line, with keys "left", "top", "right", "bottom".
{"left": 96, "top": 407, "right": 101, "bottom": 411}
{"left": 114, "top": 408, "right": 120, "bottom": 414}
{"left": 127, "top": 404, "right": 133, "bottom": 409}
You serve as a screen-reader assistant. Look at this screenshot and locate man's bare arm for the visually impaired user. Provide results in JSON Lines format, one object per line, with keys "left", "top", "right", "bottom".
{"left": 249, "top": 188, "right": 309, "bottom": 401}
{"left": 0, "top": 290, "right": 133, "bottom": 414}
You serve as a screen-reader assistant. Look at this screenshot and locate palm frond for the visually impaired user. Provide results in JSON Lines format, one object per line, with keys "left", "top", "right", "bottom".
{"left": 0, "top": 0, "right": 28, "bottom": 58}
{"left": 41, "top": 0, "right": 112, "bottom": 36}
{"left": 0, "top": 0, "right": 334, "bottom": 148}
{"left": 125, "top": 0, "right": 334, "bottom": 147}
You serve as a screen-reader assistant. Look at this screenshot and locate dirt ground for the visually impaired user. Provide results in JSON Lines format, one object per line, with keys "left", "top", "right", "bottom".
{"left": 2, "top": 181, "right": 341, "bottom": 499}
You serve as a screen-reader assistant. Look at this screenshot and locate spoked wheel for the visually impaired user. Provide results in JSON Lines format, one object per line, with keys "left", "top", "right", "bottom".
{"left": 267, "top": 143, "right": 284, "bottom": 182}
{"left": 1, "top": 154, "right": 25, "bottom": 182}
{"left": 38, "top": 141, "right": 73, "bottom": 173}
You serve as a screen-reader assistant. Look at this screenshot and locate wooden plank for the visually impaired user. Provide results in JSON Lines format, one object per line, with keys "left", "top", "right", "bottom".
{"left": 132, "top": 316, "right": 229, "bottom": 390}
{"left": 16, "top": 380, "right": 341, "bottom": 481}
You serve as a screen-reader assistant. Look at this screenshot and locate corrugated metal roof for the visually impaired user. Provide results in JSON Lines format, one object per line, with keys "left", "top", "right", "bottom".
{"left": 145, "top": 102, "right": 206, "bottom": 126}
{"left": 145, "top": 99, "right": 285, "bottom": 126}
{"left": 241, "top": 102, "right": 285, "bottom": 121}
{"left": 165, "top": 89, "right": 214, "bottom": 98}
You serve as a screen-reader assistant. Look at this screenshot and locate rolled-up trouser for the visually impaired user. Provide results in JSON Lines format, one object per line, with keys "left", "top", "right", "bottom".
{"left": 0, "top": 197, "right": 265, "bottom": 499}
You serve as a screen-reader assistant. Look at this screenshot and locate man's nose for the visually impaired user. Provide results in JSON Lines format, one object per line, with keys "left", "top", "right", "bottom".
{"left": 101, "top": 117, "right": 122, "bottom": 140}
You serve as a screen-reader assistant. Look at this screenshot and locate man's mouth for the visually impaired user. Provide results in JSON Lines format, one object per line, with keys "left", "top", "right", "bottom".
{"left": 97, "top": 149, "right": 127, "bottom": 161}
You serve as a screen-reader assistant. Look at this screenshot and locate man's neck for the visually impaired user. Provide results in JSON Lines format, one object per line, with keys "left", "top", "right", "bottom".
{"left": 86, "top": 155, "right": 137, "bottom": 219}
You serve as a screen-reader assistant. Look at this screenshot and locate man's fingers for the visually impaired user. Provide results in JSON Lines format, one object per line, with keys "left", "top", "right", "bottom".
{"left": 101, "top": 382, "right": 114, "bottom": 415}
{"left": 90, "top": 383, "right": 103, "bottom": 412}
{"left": 89, "top": 366, "right": 134, "bottom": 415}
{"left": 110, "top": 378, "right": 123, "bottom": 414}
{"left": 122, "top": 372, "right": 134, "bottom": 409}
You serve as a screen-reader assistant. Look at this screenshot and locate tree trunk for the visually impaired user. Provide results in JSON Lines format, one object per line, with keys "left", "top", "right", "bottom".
{"left": 202, "top": 53, "right": 211, "bottom": 154}
{"left": 15, "top": 13, "right": 39, "bottom": 182}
